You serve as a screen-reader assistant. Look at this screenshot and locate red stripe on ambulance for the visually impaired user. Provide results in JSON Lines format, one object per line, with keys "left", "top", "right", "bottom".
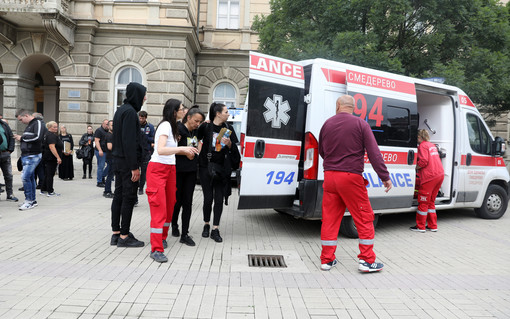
{"left": 250, "top": 55, "right": 304, "bottom": 80}
{"left": 244, "top": 142, "right": 301, "bottom": 160}
{"left": 461, "top": 155, "right": 505, "bottom": 167}
{"left": 321, "top": 68, "right": 346, "bottom": 84}
{"left": 364, "top": 151, "right": 416, "bottom": 165}
{"left": 347, "top": 70, "right": 416, "bottom": 95}
{"left": 459, "top": 95, "right": 475, "bottom": 107}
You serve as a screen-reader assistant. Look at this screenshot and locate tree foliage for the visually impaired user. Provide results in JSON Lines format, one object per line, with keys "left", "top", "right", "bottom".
{"left": 252, "top": 0, "right": 510, "bottom": 115}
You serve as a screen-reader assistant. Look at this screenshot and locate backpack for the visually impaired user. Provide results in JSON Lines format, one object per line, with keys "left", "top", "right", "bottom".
{"left": 0, "top": 124, "right": 8, "bottom": 151}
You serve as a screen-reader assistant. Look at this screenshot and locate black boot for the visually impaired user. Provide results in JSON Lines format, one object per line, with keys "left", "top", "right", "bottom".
{"left": 210, "top": 229, "right": 223, "bottom": 243}
{"left": 83, "top": 174, "right": 86, "bottom": 179}
{"left": 171, "top": 224, "right": 180, "bottom": 237}
{"left": 202, "top": 224, "right": 210, "bottom": 238}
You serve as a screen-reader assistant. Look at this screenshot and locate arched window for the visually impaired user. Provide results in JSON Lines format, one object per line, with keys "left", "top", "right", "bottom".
{"left": 115, "top": 67, "right": 143, "bottom": 108}
{"left": 213, "top": 82, "right": 237, "bottom": 108}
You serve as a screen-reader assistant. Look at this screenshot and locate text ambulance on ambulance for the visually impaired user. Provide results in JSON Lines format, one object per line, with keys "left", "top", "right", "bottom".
{"left": 237, "top": 52, "right": 509, "bottom": 238}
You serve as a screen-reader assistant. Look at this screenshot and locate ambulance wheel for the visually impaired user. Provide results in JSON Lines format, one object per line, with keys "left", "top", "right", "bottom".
{"left": 474, "top": 185, "right": 508, "bottom": 219}
{"left": 339, "top": 215, "right": 380, "bottom": 239}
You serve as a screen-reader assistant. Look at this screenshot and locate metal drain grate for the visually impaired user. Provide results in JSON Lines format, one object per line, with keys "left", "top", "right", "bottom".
{"left": 248, "top": 254, "right": 287, "bottom": 268}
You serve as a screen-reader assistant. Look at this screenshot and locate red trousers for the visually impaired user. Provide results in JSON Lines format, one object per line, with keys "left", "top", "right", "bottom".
{"left": 321, "top": 171, "right": 376, "bottom": 264}
{"left": 416, "top": 174, "right": 443, "bottom": 230}
{"left": 146, "top": 162, "right": 176, "bottom": 253}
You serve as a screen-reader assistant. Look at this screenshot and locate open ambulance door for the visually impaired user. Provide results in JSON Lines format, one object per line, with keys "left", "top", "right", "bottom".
{"left": 346, "top": 69, "right": 419, "bottom": 210}
{"left": 237, "top": 52, "right": 306, "bottom": 209}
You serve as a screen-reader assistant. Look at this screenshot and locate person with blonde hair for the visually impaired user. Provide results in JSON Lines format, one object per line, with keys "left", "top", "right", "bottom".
{"left": 41, "top": 121, "right": 63, "bottom": 197}
{"left": 411, "top": 129, "right": 444, "bottom": 232}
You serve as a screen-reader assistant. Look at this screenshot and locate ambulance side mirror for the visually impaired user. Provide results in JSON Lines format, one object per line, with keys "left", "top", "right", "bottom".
{"left": 492, "top": 136, "right": 506, "bottom": 156}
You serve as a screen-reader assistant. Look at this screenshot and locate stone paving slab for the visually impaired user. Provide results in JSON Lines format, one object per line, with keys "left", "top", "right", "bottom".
{"left": 0, "top": 171, "right": 509, "bottom": 318}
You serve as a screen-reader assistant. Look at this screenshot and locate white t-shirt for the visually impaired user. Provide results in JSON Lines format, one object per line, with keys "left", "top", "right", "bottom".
{"left": 150, "top": 121, "right": 177, "bottom": 165}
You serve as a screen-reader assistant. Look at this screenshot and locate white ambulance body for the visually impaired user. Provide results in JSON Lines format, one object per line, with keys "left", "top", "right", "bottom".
{"left": 238, "top": 52, "right": 509, "bottom": 236}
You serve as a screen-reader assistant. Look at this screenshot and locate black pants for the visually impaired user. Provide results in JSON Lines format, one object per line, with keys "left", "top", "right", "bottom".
{"left": 199, "top": 166, "right": 225, "bottom": 226}
{"left": 0, "top": 154, "right": 13, "bottom": 196}
{"left": 35, "top": 161, "right": 45, "bottom": 187}
{"left": 82, "top": 158, "right": 93, "bottom": 176}
{"left": 139, "top": 161, "right": 148, "bottom": 192}
{"left": 43, "top": 160, "right": 57, "bottom": 193}
{"left": 111, "top": 159, "right": 138, "bottom": 235}
{"left": 172, "top": 170, "right": 197, "bottom": 236}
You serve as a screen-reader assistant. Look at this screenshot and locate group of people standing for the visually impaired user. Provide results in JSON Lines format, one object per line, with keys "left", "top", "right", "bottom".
{"left": 107, "top": 82, "right": 240, "bottom": 264}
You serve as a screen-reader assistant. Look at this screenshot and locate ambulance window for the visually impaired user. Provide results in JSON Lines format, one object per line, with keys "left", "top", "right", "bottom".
{"left": 385, "top": 106, "right": 410, "bottom": 143}
{"left": 467, "top": 113, "right": 491, "bottom": 155}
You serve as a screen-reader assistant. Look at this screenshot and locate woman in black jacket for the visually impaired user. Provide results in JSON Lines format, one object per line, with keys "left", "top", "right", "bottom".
{"left": 79, "top": 125, "right": 94, "bottom": 179}
{"left": 58, "top": 124, "right": 74, "bottom": 180}
{"left": 197, "top": 102, "right": 240, "bottom": 243}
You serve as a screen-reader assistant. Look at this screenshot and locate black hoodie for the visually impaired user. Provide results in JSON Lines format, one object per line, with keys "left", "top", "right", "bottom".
{"left": 112, "top": 82, "right": 147, "bottom": 170}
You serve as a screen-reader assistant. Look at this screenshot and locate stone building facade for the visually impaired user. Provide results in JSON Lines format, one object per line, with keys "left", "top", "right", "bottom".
{"left": 0, "top": 0, "right": 270, "bottom": 141}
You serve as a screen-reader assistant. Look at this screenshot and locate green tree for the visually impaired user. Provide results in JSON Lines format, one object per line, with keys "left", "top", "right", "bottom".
{"left": 253, "top": 0, "right": 510, "bottom": 115}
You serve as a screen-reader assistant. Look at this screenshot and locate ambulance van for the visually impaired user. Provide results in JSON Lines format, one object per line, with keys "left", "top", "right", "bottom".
{"left": 237, "top": 52, "right": 509, "bottom": 237}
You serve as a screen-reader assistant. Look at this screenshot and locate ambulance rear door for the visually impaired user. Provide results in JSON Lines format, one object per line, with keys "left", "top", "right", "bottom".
{"left": 346, "top": 68, "right": 419, "bottom": 210}
{"left": 238, "top": 52, "right": 306, "bottom": 209}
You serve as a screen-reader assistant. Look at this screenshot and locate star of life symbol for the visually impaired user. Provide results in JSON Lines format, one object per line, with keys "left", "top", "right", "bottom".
{"left": 263, "top": 94, "right": 291, "bottom": 128}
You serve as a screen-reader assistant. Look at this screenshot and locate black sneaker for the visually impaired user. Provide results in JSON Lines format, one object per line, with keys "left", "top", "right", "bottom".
{"left": 150, "top": 251, "right": 168, "bottom": 263}
{"left": 83, "top": 175, "right": 86, "bottom": 179}
{"left": 163, "top": 239, "right": 168, "bottom": 249}
{"left": 89, "top": 175, "right": 92, "bottom": 179}
{"left": 110, "top": 234, "right": 120, "bottom": 245}
{"left": 410, "top": 226, "right": 426, "bottom": 233}
{"left": 202, "top": 224, "right": 210, "bottom": 238}
{"left": 6, "top": 195, "right": 19, "bottom": 202}
{"left": 138, "top": 189, "right": 144, "bottom": 195}
{"left": 180, "top": 235, "right": 196, "bottom": 246}
{"left": 117, "top": 234, "right": 144, "bottom": 247}
{"left": 172, "top": 226, "right": 180, "bottom": 237}
{"left": 210, "top": 229, "right": 223, "bottom": 243}
{"left": 97, "top": 182, "right": 105, "bottom": 188}
{"left": 103, "top": 192, "right": 113, "bottom": 198}
{"left": 358, "top": 260, "right": 384, "bottom": 273}
{"left": 426, "top": 226, "right": 438, "bottom": 232}
{"left": 320, "top": 259, "right": 338, "bottom": 271}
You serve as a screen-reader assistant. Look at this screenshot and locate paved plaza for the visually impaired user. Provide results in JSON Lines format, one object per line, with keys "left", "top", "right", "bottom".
{"left": 0, "top": 169, "right": 509, "bottom": 318}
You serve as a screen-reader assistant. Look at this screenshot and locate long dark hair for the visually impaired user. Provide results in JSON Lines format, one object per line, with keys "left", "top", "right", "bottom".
{"left": 183, "top": 108, "right": 205, "bottom": 124}
{"left": 158, "top": 98, "right": 181, "bottom": 141}
{"left": 209, "top": 102, "right": 226, "bottom": 122}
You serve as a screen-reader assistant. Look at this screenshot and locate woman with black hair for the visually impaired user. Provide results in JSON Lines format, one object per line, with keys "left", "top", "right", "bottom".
{"left": 171, "top": 108, "right": 205, "bottom": 246}
{"left": 146, "top": 99, "right": 199, "bottom": 263}
{"left": 197, "top": 102, "right": 240, "bottom": 243}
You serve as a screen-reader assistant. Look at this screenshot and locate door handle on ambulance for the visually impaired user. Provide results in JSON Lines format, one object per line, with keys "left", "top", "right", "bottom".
{"left": 407, "top": 150, "right": 415, "bottom": 165}
{"left": 254, "top": 139, "right": 266, "bottom": 158}
{"left": 466, "top": 153, "right": 472, "bottom": 166}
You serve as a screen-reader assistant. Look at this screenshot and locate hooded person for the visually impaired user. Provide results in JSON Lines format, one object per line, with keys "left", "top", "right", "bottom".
{"left": 110, "top": 82, "right": 147, "bottom": 248}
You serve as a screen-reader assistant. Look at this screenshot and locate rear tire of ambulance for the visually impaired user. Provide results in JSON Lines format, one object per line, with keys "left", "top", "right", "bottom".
{"left": 474, "top": 185, "right": 508, "bottom": 219}
{"left": 339, "top": 215, "right": 380, "bottom": 238}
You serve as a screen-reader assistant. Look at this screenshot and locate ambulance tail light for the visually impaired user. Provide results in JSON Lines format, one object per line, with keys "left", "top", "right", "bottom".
{"left": 303, "top": 132, "right": 318, "bottom": 180}
{"left": 239, "top": 133, "right": 245, "bottom": 168}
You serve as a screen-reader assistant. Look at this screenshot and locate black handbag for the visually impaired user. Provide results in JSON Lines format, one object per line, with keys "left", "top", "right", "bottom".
{"left": 76, "top": 148, "right": 84, "bottom": 159}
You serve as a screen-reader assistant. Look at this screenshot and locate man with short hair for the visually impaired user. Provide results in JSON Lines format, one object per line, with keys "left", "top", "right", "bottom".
{"left": 14, "top": 109, "right": 44, "bottom": 210}
{"left": 94, "top": 119, "right": 110, "bottom": 187}
{"left": 138, "top": 110, "right": 155, "bottom": 195}
{"left": 0, "top": 116, "right": 18, "bottom": 202}
{"left": 319, "top": 95, "right": 392, "bottom": 272}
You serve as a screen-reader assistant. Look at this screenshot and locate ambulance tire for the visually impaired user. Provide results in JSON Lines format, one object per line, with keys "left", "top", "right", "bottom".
{"left": 339, "top": 215, "right": 380, "bottom": 239}
{"left": 474, "top": 184, "right": 508, "bottom": 219}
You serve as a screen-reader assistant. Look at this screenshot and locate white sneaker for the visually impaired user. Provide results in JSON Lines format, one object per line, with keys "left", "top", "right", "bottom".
{"left": 320, "top": 259, "right": 338, "bottom": 271}
{"left": 47, "top": 192, "right": 60, "bottom": 197}
{"left": 19, "top": 201, "right": 36, "bottom": 211}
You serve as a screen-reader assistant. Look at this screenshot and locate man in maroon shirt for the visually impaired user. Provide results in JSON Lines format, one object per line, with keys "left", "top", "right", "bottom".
{"left": 319, "top": 95, "right": 392, "bottom": 272}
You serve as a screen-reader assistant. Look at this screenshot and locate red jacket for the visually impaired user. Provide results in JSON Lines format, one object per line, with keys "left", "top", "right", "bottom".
{"left": 417, "top": 141, "right": 444, "bottom": 184}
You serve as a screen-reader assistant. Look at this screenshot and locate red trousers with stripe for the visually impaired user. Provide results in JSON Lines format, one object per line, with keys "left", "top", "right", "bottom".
{"left": 146, "top": 162, "right": 176, "bottom": 253}
{"left": 416, "top": 174, "right": 443, "bottom": 230}
{"left": 321, "top": 171, "right": 377, "bottom": 264}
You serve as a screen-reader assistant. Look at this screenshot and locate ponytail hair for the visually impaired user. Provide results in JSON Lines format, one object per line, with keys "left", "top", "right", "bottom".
{"left": 158, "top": 98, "right": 181, "bottom": 141}
{"left": 209, "top": 102, "right": 226, "bottom": 122}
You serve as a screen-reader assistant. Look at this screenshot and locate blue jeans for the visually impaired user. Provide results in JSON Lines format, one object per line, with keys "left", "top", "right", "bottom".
{"left": 21, "top": 154, "right": 42, "bottom": 202}
{"left": 104, "top": 158, "right": 114, "bottom": 193}
{"left": 95, "top": 150, "right": 108, "bottom": 183}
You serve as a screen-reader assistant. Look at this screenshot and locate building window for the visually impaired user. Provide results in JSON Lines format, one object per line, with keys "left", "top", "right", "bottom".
{"left": 115, "top": 67, "right": 143, "bottom": 108}
{"left": 217, "top": 0, "right": 239, "bottom": 29}
{"left": 213, "top": 82, "right": 237, "bottom": 108}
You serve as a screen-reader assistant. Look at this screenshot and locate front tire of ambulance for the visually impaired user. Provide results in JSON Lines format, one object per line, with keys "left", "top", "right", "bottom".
{"left": 474, "top": 184, "right": 508, "bottom": 219}
{"left": 339, "top": 215, "right": 380, "bottom": 238}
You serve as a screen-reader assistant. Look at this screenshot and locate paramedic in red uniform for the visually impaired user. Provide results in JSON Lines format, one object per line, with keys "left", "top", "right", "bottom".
{"left": 319, "top": 95, "right": 392, "bottom": 272}
{"left": 410, "top": 129, "right": 444, "bottom": 232}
